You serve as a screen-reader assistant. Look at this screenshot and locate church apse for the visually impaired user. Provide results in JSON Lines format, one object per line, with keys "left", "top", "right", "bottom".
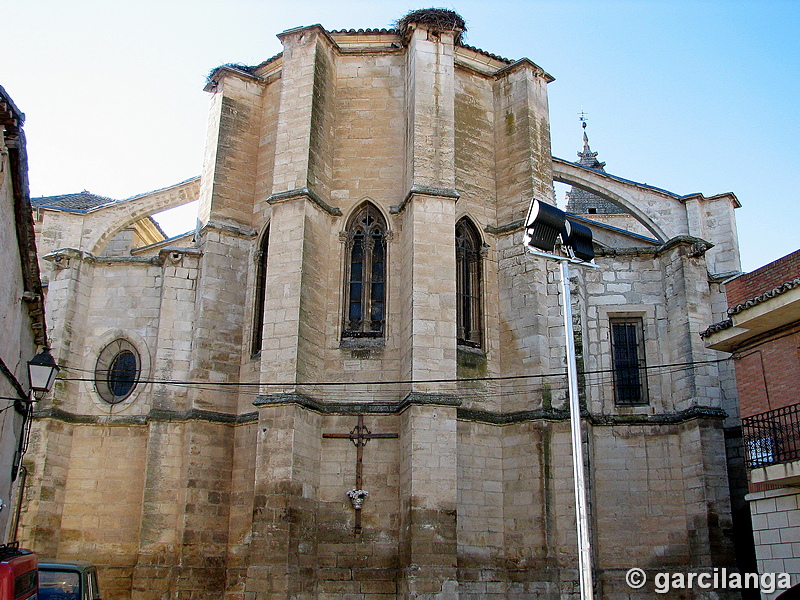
{"left": 21, "top": 8, "right": 742, "bottom": 600}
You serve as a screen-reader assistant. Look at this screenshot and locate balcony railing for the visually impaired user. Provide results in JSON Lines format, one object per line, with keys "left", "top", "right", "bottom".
{"left": 742, "top": 402, "right": 800, "bottom": 469}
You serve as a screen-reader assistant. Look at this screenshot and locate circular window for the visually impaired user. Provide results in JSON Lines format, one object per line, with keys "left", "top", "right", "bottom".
{"left": 95, "top": 339, "right": 141, "bottom": 404}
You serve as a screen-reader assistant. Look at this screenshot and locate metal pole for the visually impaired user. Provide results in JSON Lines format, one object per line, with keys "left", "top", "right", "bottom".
{"left": 559, "top": 259, "right": 594, "bottom": 600}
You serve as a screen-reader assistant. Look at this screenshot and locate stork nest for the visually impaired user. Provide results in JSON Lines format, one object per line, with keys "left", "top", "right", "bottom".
{"left": 396, "top": 8, "right": 466, "bottom": 44}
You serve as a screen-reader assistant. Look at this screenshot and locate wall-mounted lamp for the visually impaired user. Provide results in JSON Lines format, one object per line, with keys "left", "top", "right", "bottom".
{"left": 27, "top": 348, "right": 60, "bottom": 400}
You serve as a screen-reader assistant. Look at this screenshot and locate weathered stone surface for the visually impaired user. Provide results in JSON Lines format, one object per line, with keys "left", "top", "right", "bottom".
{"left": 20, "top": 12, "right": 742, "bottom": 600}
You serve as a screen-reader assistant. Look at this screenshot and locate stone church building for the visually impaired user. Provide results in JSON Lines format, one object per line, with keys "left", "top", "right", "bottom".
{"left": 21, "top": 9, "right": 745, "bottom": 600}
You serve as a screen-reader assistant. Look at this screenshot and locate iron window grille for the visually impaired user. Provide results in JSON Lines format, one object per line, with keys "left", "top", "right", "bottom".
{"left": 610, "top": 317, "right": 649, "bottom": 405}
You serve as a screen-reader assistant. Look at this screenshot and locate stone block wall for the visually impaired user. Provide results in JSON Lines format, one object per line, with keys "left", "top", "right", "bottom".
{"left": 748, "top": 488, "right": 800, "bottom": 599}
{"left": 317, "top": 413, "right": 402, "bottom": 598}
{"left": 592, "top": 424, "right": 693, "bottom": 567}
{"left": 60, "top": 425, "right": 147, "bottom": 598}
{"left": 18, "top": 418, "right": 74, "bottom": 557}
{"left": 21, "top": 14, "right": 744, "bottom": 600}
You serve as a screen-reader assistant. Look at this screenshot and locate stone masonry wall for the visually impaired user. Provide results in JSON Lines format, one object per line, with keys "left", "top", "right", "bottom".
{"left": 317, "top": 413, "right": 402, "bottom": 598}
{"left": 56, "top": 424, "right": 147, "bottom": 599}
{"left": 748, "top": 488, "right": 800, "bottom": 599}
{"left": 23, "top": 16, "right": 743, "bottom": 600}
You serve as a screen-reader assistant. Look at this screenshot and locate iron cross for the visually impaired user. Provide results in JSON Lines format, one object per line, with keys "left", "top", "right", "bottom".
{"left": 323, "top": 414, "right": 398, "bottom": 534}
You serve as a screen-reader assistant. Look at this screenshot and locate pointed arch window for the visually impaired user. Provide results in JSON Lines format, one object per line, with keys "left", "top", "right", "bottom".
{"left": 251, "top": 226, "right": 269, "bottom": 356}
{"left": 456, "top": 218, "right": 482, "bottom": 348}
{"left": 343, "top": 204, "right": 387, "bottom": 338}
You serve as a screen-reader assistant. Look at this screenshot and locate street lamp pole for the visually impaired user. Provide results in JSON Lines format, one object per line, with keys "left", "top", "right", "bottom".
{"left": 523, "top": 199, "right": 597, "bottom": 600}
{"left": 559, "top": 258, "right": 594, "bottom": 600}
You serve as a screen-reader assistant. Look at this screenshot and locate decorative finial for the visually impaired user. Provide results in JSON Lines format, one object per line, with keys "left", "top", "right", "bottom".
{"left": 579, "top": 110, "right": 590, "bottom": 148}
{"left": 575, "top": 111, "right": 606, "bottom": 171}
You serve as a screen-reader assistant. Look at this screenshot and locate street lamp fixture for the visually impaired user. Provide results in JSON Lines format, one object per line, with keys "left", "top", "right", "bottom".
{"left": 523, "top": 199, "right": 567, "bottom": 253}
{"left": 561, "top": 219, "right": 595, "bottom": 263}
{"left": 525, "top": 199, "right": 595, "bottom": 263}
{"left": 27, "top": 347, "right": 60, "bottom": 399}
{"left": 10, "top": 348, "right": 59, "bottom": 484}
{"left": 524, "top": 198, "right": 596, "bottom": 600}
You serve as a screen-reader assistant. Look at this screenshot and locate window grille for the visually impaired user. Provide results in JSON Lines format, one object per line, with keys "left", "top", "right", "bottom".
{"left": 610, "top": 318, "right": 648, "bottom": 405}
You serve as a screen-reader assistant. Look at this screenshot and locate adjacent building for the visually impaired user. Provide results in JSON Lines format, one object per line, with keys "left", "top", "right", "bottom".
{"left": 0, "top": 84, "right": 48, "bottom": 541}
{"left": 703, "top": 249, "right": 800, "bottom": 598}
{"left": 21, "top": 10, "right": 745, "bottom": 599}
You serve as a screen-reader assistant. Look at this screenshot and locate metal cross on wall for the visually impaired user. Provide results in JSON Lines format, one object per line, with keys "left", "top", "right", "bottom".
{"left": 322, "top": 414, "right": 398, "bottom": 534}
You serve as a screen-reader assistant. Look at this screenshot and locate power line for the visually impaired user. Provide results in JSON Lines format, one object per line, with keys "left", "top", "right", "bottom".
{"left": 55, "top": 357, "right": 732, "bottom": 391}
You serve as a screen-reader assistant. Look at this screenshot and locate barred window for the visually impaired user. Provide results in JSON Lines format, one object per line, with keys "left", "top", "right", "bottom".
{"left": 343, "top": 203, "right": 386, "bottom": 338}
{"left": 456, "top": 218, "right": 482, "bottom": 348}
{"left": 610, "top": 317, "right": 648, "bottom": 405}
{"left": 251, "top": 226, "right": 269, "bottom": 356}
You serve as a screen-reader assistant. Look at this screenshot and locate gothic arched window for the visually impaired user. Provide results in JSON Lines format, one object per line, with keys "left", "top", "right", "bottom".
{"left": 456, "top": 217, "right": 482, "bottom": 348}
{"left": 343, "top": 204, "right": 387, "bottom": 338}
{"left": 251, "top": 226, "right": 269, "bottom": 356}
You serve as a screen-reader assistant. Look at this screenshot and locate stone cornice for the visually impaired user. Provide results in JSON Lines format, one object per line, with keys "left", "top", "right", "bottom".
{"left": 588, "top": 405, "right": 727, "bottom": 426}
{"left": 277, "top": 23, "right": 337, "bottom": 47}
{"left": 390, "top": 186, "right": 460, "bottom": 215}
{"left": 596, "top": 236, "right": 714, "bottom": 259}
{"left": 254, "top": 391, "right": 462, "bottom": 414}
{"left": 267, "top": 188, "right": 343, "bottom": 216}
{"left": 43, "top": 248, "right": 94, "bottom": 269}
{"left": 32, "top": 406, "right": 259, "bottom": 426}
{"left": 43, "top": 246, "right": 203, "bottom": 268}
{"left": 460, "top": 404, "right": 726, "bottom": 426}
{"left": 484, "top": 219, "right": 524, "bottom": 235}
{"left": 201, "top": 220, "right": 259, "bottom": 238}
{"left": 35, "top": 401, "right": 726, "bottom": 428}
{"left": 681, "top": 191, "right": 742, "bottom": 209}
{"left": 203, "top": 65, "right": 267, "bottom": 93}
{"left": 459, "top": 406, "right": 570, "bottom": 424}
{"left": 494, "top": 58, "right": 555, "bottom": 83}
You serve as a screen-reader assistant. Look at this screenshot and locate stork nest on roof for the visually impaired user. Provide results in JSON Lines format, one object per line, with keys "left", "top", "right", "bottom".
{"left": 396, "top": 8, "right": 466, "bottom": 44}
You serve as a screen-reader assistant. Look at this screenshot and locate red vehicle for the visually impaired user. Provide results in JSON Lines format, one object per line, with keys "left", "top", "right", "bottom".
{"left": 0, "top": 544, "right": 37, "bottom": 600}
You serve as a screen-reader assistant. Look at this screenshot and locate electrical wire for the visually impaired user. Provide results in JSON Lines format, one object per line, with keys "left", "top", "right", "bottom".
{"left": 50, "top": 357, "right": 733, "bottom": 401}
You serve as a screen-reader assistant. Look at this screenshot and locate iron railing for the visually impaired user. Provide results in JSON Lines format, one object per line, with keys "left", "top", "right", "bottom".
{"left": 742, "top": 402, "right": 800, "bottom": 469}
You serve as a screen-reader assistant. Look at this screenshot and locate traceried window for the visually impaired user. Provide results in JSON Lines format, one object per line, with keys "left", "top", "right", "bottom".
{"left": 610, "top": 317, "right": 649, "bottom": 405}
{"left": 251, "top": 227, "right": 269, "bottom": 356}
{"left": 456, "top": 217, "right": 482, "bottom": 348}
{"left": 342, "top": 203, "right": 387, "bottom": 338}
{"left": 95, "top": 339, "right": 141, "bottom": 404}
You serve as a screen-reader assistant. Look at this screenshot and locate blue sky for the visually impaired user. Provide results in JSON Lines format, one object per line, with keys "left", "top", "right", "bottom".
{"left": 5, "top": 0, "right": 798, "bottom": 272}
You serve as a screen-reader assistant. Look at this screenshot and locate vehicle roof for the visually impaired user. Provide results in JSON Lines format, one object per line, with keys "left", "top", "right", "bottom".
{"left": 38, "top": 559, "right": 96, "bottom": 570}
